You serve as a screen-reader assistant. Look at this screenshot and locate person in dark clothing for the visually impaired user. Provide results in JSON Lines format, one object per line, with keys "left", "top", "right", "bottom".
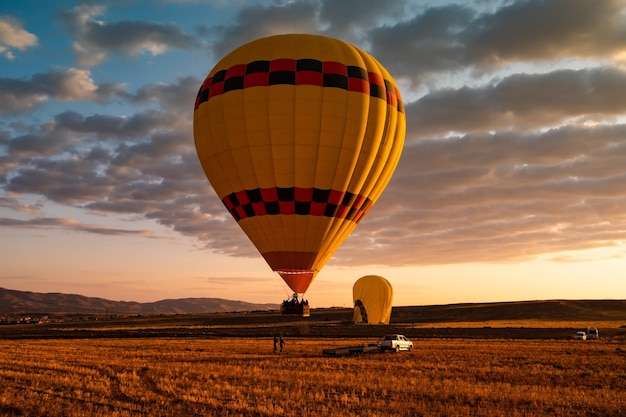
{"left": 279, "top": 336, "right": 285, "bottom": 352}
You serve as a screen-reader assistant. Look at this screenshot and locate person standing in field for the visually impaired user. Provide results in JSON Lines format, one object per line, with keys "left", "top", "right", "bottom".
{"left": 279, "top": 336, "right": 285, "bottom": 352}
{"left": 273, "top": 336, "right": 278, "bottom": 353}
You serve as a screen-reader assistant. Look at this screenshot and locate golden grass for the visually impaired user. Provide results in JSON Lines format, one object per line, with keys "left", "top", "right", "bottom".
{"left": 0, "top": 338, "right": 624, "bottom": 417}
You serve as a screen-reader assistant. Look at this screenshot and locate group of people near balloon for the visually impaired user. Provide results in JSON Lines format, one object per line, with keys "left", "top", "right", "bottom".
{"left": 282, "top": 293, "right": 309, "bottom": 307}
{"left": 273, "top": 335, "right": 285, "bottom": 353}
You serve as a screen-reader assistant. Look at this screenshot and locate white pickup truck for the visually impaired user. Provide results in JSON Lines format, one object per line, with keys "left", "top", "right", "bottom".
{"left": 377, "top": 334, "right": 413, "bottom": 352}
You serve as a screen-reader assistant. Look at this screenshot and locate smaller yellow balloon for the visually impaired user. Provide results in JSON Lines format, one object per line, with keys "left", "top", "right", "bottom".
{"left": 353, "top": 275, "right": 393, "bottom": 324}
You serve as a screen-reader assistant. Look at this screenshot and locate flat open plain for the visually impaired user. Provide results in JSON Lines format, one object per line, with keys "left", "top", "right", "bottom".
{"left": 1, "top": 302, "right": 624, "bottom": 416}
{"left": 1, "top": 337, "right": 624, "bottom": 417}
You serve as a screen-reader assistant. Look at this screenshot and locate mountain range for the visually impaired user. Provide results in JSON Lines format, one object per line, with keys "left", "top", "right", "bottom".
{"left": 0, "top": 288, "right": 279, "bottom": 314}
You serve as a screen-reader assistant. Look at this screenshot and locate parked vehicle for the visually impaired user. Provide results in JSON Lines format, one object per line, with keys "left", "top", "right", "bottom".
{"left": 575, "top": 331, "right": 587, "bottom": 341}
{"left": 587, "top": 327, "right": 599, "bottom": 340}
{"left": 377, "top": 334, "right": 413, "bottom": 352}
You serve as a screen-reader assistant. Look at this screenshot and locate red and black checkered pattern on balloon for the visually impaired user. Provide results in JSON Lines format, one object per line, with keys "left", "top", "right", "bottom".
{"left": 222, "top": 187, "right": 373, "bottom": 223}
{"left": 195, "top": 58, "right": 404, "bottom": 113}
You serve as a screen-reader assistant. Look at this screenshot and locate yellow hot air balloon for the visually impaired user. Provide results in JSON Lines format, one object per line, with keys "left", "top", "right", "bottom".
{"left": 193, "top": 34, "right": 405, "bottom": 297}
{"left": 353, "top": 275, "right": 393, "bottom": 324}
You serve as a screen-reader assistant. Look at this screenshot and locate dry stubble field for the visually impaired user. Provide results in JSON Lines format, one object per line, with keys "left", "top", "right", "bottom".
{"left": 0, "top": 337, "right": 625, "bottom": 417}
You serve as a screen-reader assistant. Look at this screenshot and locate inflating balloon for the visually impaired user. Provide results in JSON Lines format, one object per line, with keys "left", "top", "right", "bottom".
{"left": 353, "top": 275, "right": 393, "bottom": 324}
{"left": 193, "top": 34, "right": 405, "bottom": 296}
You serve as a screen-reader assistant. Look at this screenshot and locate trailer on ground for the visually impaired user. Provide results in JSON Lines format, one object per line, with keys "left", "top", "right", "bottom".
{"left": 322, "top": 344, "right": 381, "bottom": 356}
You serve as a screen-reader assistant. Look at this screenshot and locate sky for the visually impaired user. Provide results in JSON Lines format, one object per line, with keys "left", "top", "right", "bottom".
{"left": 1, "top": 0, "right": 626, "bottom": 308}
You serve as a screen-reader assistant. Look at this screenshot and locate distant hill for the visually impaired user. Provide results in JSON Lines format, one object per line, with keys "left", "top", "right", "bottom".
{"left": 2, "top": 287, "right": 624, "bottom": 322}
{"left": 0, "top": 288, "right": 279, "bottom": 314}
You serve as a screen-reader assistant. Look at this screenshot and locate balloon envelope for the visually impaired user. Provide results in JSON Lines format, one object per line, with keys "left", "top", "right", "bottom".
{"left": 353, "top": 275, "right": 393, "bottom": 324}
{"left": 193, "top": 34, "right": 405, "bottom": 294}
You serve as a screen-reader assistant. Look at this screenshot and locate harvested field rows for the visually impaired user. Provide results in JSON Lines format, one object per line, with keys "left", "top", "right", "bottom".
{"left": 0, "top": 338, "right": 624, "bottom": 416}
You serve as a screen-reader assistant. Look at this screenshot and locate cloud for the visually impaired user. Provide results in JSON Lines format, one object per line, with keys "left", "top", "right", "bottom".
{"left": 0, "top": 216, "right": 156, "bottom": 237}
{"left": 0, "top": 68, "right": 125, "bottom": 114}
{"left": 127, "top": 76, "right": 200, "bottom": 115}
{"left": 368, "top": 5, "right": 474, "bottom": 82}
{"left": 211, "top": 1, "right": 320, "bottom": 58}
{"left": 1, "top": 131, "right": 76, "bottom": 159}
{"left": 367, "top": 0, "right": 626, "bottom": 83}
{"left": 6, "top": 97, "right": 626, "bottom": 267}
{"left": 319, "top": 0, "right": 409, "bottom": 42}
{"left": 464, "top": 0, "right": 626, "bottom": 67}
{"left": 53, "top": 110, "right": 177, "bottom": 139}
{"left": 339, "top": 123, "right": 626, "bottom": 266}
{"left": 406, "top": 67, "right": 626, "bottom": 139}
{"left": 3, "top": 0, "right": 626, "bottom": 271}
{"left": 0, "top": 16, "right": 38, "bottom": 59}
{"left": 59, "top": 5, "right": 201, "bottom": 67}
{"left": 0, "top": 196, "right": 43, "bottom": 217}
{"left": 1, "top": 74, "right": 228, "bottom": 250}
